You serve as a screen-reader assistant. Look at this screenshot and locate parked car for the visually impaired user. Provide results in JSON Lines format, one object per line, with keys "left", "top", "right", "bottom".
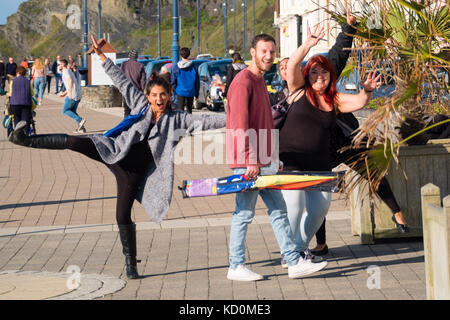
{"left": 144, "top": 59, "right": 171, "bottom": 79}
{"left": 195, "top": 58, "right": 232, "bottom": 111}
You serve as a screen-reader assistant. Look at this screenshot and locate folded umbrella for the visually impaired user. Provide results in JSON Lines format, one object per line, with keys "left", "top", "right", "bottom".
{"left": 179, "top": 171, "right": 345, "bottom": 198}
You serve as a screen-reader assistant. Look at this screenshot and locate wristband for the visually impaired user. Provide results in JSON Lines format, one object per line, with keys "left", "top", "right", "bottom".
{"left": 364, "top": 88, "right": 374, "bottom": 93}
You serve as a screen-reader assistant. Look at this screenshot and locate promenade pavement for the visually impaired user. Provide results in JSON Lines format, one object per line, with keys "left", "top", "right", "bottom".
{"left": 0, "top": 92, "right": 426, "bottom": 301}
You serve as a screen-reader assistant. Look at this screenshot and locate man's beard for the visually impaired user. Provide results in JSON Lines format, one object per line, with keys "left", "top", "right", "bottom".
{"left": 255, "top": 57, "right": 273, "bottom": 73}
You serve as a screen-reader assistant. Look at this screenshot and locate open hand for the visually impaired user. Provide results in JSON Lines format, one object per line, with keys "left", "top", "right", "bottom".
{"left": 90, "top": 35, "right": 106, "bottom": 59}
{"left": 361, "top": 71, "right": 382, "bottom": 92}
{"left": 306, "top": 24, "right": 325, "bottom": 47}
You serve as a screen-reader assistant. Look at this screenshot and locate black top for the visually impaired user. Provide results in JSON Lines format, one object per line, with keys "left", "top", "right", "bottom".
{"left": 279, "top": 93, "right": 336, "bottom": 171}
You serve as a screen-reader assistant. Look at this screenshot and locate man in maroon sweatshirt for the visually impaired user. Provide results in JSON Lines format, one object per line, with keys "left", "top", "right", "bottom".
{"left": 225, "top": 34, "right": 327, "bottom": 281}
{"left": 120, "top": 49, "right": 147, "bottom": 117}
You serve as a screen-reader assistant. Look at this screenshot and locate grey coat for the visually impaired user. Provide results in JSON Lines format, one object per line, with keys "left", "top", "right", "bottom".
{"left": 89, "top": 59, "right": 226, "bottom": 223}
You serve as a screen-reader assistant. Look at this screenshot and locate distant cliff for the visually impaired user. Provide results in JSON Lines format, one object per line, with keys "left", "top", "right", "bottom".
{"left": 0, "top": 0, "right": 275, "bottom": 60}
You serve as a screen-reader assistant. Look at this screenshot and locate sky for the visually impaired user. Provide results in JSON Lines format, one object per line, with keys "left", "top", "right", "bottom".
{"left": 0, "top": 0, "right": 28, "bottom": 25}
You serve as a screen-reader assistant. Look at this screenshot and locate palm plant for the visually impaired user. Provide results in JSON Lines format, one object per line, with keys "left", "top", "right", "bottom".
{"left": 324, "top": 0, "right": 450, "bottom": 199}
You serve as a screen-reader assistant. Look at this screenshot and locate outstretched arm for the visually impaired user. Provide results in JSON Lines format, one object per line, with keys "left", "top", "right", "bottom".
{"left": 286, "top": 25, "right": 325, "bottom": 94}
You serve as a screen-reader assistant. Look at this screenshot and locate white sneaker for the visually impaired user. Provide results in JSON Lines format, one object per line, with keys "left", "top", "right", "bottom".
{"left": 227, "top": 264, "right": 263, "bottom": 281}
{"left": 288, "top": 255, "right": 327, "bottom": 279}
{"left": 77, "top": 118, "right": 86, "bottom": 131}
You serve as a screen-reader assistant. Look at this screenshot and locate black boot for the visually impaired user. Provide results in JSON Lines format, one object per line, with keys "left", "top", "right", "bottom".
{"left": 118, "top": 223, "right": 140, "bottom": 279}
{"left": 9, "top": 121, "right": 67, "bottom": 149}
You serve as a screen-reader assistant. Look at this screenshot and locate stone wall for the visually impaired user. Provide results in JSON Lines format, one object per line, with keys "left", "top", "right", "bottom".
{"left": 79, "top": 85, "right": 122, "bottom": 109}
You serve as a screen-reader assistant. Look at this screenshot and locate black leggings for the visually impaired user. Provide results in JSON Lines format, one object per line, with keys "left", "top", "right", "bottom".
{"left": 67, "top": 136, "right": 154, "bottom": 225}
{"left": 315, "top": 176, "right": 401, "bottom": 245}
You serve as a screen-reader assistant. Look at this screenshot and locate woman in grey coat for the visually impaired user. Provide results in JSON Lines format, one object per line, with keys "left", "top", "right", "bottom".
{"left": 8, "top": 36, "right": 226, "bottom": 279}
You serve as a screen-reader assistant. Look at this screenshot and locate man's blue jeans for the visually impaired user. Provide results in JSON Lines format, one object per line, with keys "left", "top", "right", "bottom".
{"left": 55, "top": 74, "right": 63, "bottom": 93}
{"left": 228, "top": 163, "right": 300, "bottom": 269}
{"left": 62, "top": 97, "right": 82, "bottom": 123}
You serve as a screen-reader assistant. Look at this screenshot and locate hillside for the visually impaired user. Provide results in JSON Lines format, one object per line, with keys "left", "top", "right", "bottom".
{"left": 0, "top": 0, "right": 275, "bottom": 59}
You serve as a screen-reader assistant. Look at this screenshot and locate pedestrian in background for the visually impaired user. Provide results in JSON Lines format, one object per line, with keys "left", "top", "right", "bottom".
{"left": 32, "top": 57, "right": 46, "bottom": 105}
{"left": 0, "top": 58, "right": 5, "bottom": 92}
{"left": 59, "top": 59, "right": 86, "bottom": 133}
{"left": 223, "top": 52, "right": 246, "bottom": 98}
{"left": 6, "top": 57, "right": 17, "bottom": 89}
{"left": 7, "top": 66, "right": 34, "bottom": 134}
{"left": 52, "top": 55, "right": 63, "bottom": 94}
{"left": 44, "top": 58, "right": 53, "bottom": 95}
{"left": 171, "top": 47, "right": 199, "bottom": 113}
{"left": 120, "top": 48, "right": 147, "bottom": 117}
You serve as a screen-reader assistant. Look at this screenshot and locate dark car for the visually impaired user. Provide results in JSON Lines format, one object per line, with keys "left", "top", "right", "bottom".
{"left": 144, "top": 59, "right": 171, "bottom": 79}
{"left": 195, "top": 58, "right": 232, "bottom": 111}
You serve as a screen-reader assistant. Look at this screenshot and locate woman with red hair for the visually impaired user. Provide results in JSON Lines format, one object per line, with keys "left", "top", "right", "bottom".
{"left": 278, "top": 25, "right": 380, "bottom": 265}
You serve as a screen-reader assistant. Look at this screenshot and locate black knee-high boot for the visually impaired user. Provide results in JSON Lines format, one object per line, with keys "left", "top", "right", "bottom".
{"left": 9, "top": 121, "right": 67, "bottom": 149}
{"left": 118, "top": 223, "right": 139, "bottom": 279}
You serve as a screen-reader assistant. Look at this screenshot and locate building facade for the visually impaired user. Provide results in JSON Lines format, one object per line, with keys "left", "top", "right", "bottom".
{"left": 274, "top": 0, "right": 360, "bottom": 58}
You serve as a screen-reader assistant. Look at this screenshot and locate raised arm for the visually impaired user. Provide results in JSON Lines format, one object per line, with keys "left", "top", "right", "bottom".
{"left": 328, "top": 9, "right": 357, "bottom": 78}
{"left": 286, "top": 25, "right": 325, "bottom": 94}
{"left": 337, "top": 70, "right": 381, "bottom": 112}
{"left": 90, "top": 35, "right": 148, "bottom": 111}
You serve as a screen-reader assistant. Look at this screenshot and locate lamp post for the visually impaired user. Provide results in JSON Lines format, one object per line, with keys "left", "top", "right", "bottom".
{"left": 243, "top": 0, "right": 247, "bottom": 60}
{"left": 232, "top": 0, "right": 236, "bottom": 50}
{"left": 223, "top": 1, "right": 228, "bottom": 57}
{"left": 197, "top": 0, "right": 200, "bottom": 55}
{"left": 83, "top": 0, "right": 88, "bottom": 68}
{"left": 172, "top": 0, "right": 180, "bottom": 65}
{"left": 252, "top": 0, "right": 255, "bottom": 39}
{"left": 97, "top": 0, "right": 102, "bottom": 40}
{"left": 157, "top": 0, "right": 161, "bottom": 57}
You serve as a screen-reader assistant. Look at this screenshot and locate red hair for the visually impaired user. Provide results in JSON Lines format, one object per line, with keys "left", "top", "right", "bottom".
{"left": 302, "top": 55, "right": 338, "bottom": 111}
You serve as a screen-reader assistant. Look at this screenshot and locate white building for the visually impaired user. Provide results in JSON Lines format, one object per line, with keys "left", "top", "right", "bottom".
{"left": 274, "top": 0, "right": 363, "bottom": 58}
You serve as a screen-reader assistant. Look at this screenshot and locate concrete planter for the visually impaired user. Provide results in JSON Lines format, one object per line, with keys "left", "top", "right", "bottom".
{"left": 350, "top": 139, "right": 450, "bottom": 244}
{"left": 79, "top": 85, "right": 122, "bottom": 109}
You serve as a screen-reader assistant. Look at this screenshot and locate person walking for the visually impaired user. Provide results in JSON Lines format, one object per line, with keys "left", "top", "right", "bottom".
{"left": 7, "top": 66, "right": 34, "bottom": 134}
{"left": 44, "top": 58, "right": 54, "bottom": 95}
{"left": 223, "top": 52, "right": 247, "bottom": 98}
{"left": 278, "top": 21, "right": 381, "bottom": 265}
{"left": 120, "top": 49, "right": 147, "bottom": 117}
{"left": 225, "top": 33, "right": 327, "bottom": 282}
{"left": 6, "top": 57, "right": 17, "bottom": 89}
{"left": 0, "top": 58, "right": 5, "bottom": 92}
{"left": 171, "top": 47, "right": 199, "bottom": 113}
{"left": 59, "top": 59, "right": 86, "bottom": 133}
{"left": 32, "top": 57, "right": 46, "bottom": 105}
{"left": 52, "top": 55, "right": 63, "bottom": 94}
{"left": 8, "top": 35, "right": 226, "bottom": 280}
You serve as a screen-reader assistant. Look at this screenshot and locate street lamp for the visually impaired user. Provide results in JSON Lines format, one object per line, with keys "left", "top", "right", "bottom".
{"left": 223, "top": 1, "right": 228, "bottom": 58}
{"left": 232, "top": 0, "right": 236, "bottom": 50}
{"left": 252, "top": 0, "right": 255, "bottom": 39}
{"left": 97, "top": 0, "right": 102, "bottom": 40}
{"left": 197, "top": 0, "right": 200, "bottom": 55}
{"left": 242, "top": 0, "right": 247, "bottom": 60}
{"left": 172, "top": 0, "right": 180, "bottom": 65}
{"left": 83, "top": 0, "right": 88, "bottom": 68}
{"left": 158, "top": 0, "right": 161, "bottom": 57}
